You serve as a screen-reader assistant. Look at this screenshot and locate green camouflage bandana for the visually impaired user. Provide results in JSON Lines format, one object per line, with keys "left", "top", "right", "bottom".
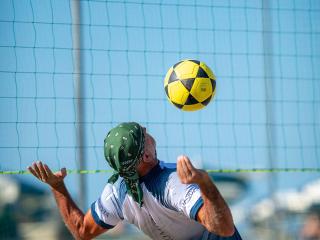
{"left": 104, "top": 122, "right": 145, "bottom": 206}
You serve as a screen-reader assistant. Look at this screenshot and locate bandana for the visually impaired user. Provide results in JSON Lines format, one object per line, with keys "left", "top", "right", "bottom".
{"left": 104, "top": 122, "right": 145, "bottom": 206}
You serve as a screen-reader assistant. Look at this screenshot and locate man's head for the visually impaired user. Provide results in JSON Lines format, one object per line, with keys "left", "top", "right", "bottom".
{"left": 136, "top": 126, "right": 157, "bottom": 174}
{"left": 104, "top": 122, "right": 157, "bottom": 206}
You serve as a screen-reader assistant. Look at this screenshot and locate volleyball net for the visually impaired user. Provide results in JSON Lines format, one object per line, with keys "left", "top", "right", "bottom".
{"left": 0, "top": 0, "right": 319, "bottom": 175}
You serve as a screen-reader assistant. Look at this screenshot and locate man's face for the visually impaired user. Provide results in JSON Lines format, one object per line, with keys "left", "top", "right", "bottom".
{"left": 142, "top": 127, "right": 157, "bottom": 160}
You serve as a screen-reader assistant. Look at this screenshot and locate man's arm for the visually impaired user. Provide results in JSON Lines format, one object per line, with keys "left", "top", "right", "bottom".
{"left": 51, "top": 181, "right": 107, "bottom": 239}
{"left": 177, "top": 156, "right": 235, "bottom": 237}
{"left": 28, "top": 162, "right": 107, "bottom": 240}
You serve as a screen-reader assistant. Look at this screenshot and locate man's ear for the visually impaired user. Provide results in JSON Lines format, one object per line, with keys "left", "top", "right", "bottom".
{"left": 142, "top": 152, "right": 153, "bottom": 163}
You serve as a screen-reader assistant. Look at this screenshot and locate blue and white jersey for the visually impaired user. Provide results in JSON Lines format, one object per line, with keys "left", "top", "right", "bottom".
{"left": 91, "top": 162, "right": 242, "bottom": 240}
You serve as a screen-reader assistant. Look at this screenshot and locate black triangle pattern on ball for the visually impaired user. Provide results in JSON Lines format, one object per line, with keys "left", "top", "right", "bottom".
{"left": 210, "top": 78, "right": 216, "bottom": 89}
{"left": 164, "top": 85, "right": 169, "bottom": 97}
{"left": 197, "top": 66, "right": 209, "bottom": 78}
{"left": 172, "top": 102, "right": 183, "bottom": 109}
{"left": 173, "top": 60, "right": 183, "bottom": 69}
{"left": 180, "top": 78, "right": 195, "bottom": 91}
{"left": 189, "top": 59, "right": 200, "bottom": 65}
{"left": 168, "top": 70, "right": 178, "bottom": 84}
{"left": 201, "top": 95, "right": 212, "bottom": 106}
{"left": 185, "top": 93, "right": 199, "bottom": 105}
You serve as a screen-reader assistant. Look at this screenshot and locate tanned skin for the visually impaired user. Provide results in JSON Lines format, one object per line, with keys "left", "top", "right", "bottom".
{"left": 28, "top": 161, "right": 106, "bottom": 240}
{"left": 28, "top": 128, "right": 235, "bottom": 239}
{"left": 177, "top": 155, "right": 235, "bottom": 237}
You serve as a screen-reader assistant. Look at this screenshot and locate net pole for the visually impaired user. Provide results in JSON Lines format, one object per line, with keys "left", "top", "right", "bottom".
{"left": 71, "top": 0, "right": 86, "bottom": 210}
{"left": 262, "top": 1, "right": 276, "bottom": 181}
{"left": 262, "top": 1, "right": 281, "bottom": 239}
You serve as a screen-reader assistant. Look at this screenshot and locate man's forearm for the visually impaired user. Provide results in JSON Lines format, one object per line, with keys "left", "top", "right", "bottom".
{"left": 198, "top": 173, "right": 234, "bottom": 236}
{"left": 51, "top": 182, "right": 86, "bottom": 239}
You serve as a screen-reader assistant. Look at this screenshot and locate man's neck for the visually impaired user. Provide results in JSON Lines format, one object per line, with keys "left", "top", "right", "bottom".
{"left": 138, "top": 158, "right": 159, "bottom": 177}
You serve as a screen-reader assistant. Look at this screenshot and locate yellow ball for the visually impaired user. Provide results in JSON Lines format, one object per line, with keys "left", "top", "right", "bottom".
{"left": 164, "top": 60, "right": 216, "bottom": 111}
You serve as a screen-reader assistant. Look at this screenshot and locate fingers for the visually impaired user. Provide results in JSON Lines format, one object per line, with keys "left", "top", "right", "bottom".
{"left": 177, "top": 155, "right": 204, "bottom": 185}
{"left": 177, "top": 155, "right": 192, "bottom": 184}
{"left": 55, "top": 167, "right": 67, "bottom": 179}
{"left": 28, "top": 161, "right": 49, "bottom": 182}
{"left": 177, "top": 156, "right": 182, "bottom": 176}
{"left": 180, "top": 156, "right": 192, "bottom": 177}
{"left": 37, "top": 161, "right": 48, "bottom": 180}
{"left": 177, "top": 156, "right": 185, "bottom": 182}
{"left": 32, "top": 162, "right": 42, "bottom": 178}
{"left": 28, "top": 165, "right": 40, "bottom": 179}
{"left": 28, "top": 162, "right": 67, "bottom": 188}
{"left": 43, "top": 164, "right": 54, "bottom": 177}
{"left": 183, "top": 156, "right": 196, "bottom": 172}
{"left": 61, "top": 168, "right": 67, "bottom": 178}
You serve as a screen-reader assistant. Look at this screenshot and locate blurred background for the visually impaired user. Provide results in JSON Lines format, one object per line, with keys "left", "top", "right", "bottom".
{"left": 0, "top": 0, "right": 319, "bottom": 239}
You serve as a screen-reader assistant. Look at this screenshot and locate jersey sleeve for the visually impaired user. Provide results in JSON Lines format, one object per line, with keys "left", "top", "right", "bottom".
{"left": 167, "top": 172, "right": 203, "bottom": 220}
{"left": 204, "top": 227, "right": 243, "bottom": 240}
{"left": 90, "top": 184, "right": 123, "bottom": 229}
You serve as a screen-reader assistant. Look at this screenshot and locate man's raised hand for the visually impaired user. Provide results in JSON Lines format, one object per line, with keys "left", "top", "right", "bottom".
{"left": 177, "top": 155, "right": 208, "bottom": 185}
{"left": 28, "top": 161, "right": 67, "bottom": 189}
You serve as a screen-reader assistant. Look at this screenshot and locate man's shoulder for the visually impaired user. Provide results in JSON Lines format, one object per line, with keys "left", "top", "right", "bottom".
{"left": 101, "top": 178, "right": 127, "bottom": 201}
{"left": 99, "top": 162, "right": 178, "bottom": 205}
{"left": 152, "top": 161, "right": 177, "bottom": 187}
{"left": 159, "top": 161, "right": 183, "bottom": 184}
{"left": 159, "top": 161, "right": 177, "bottom": 170}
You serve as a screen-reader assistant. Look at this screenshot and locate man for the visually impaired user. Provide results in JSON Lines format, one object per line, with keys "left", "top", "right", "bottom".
{"left": 300, "top": 204, "right": 320, "bottom": 240}
{"left": 28, "top": 122, "right": 242, "bottom": 240}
